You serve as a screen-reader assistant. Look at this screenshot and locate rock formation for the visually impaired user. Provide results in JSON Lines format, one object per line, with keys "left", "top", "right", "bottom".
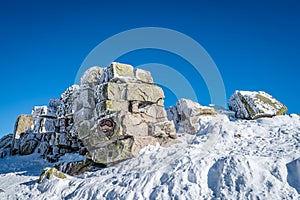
{"left": 0, "top": 62, "right": 290, "bottom": 178}
{"left": 10, "top": 87, "right": 84, "bottom": 161}
{"left": 73, "top": 62, "right": 176, "bottom": 165}
{"left": 167, "top": 98, "right": 217, "bottom": 134}
{"left": 2, "top": 62, "right": 176, "bottom": 171}
{"left": 228, "top": 90, "right": 287, "bottom": 120}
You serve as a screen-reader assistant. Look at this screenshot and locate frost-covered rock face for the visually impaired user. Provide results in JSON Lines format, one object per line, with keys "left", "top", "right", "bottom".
{"left": 9, "top": 86, "right": 84, "bottom": 162}
{"left": 2, "top": 62, "right": 176, "bottom": 169}
{"left": 73, "top": 62, "right": 176, "bottom": 165}
{"left": 0, "top": 134, "right": 12, "bottom": 158}
{"left": 167, "top": 98, "right": 217, "bottom": 134}
{"left": 80, "top": 66, "right": 104, "bottom": 85}
{"left": 228, "top": 90, "right": 287, "bottom": 120}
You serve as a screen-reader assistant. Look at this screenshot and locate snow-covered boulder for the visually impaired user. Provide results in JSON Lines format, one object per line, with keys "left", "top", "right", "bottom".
{"left": 167, "top": 98, "right": 217, "bottom": 134}
{"left": 228, "top": 90, "right": 287, "bottom": 120}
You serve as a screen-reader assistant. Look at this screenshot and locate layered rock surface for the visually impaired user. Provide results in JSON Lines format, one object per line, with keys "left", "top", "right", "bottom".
{"left": 2, "top": 62, "right": 176, "bottom": 171}
{"left": 0, "top": 62, "right": 291, "bottom": 179}
{"left": 167, "top": 98, "right": 217, "bottom": 134}
{"left": 74, "top": 62, "right": 176, "bottom": 165}
{"left": 228, "top": 90, "right": 287, "bottom": 119}
{"left": 10, "top": 86, "right": 84, "bottom": 161}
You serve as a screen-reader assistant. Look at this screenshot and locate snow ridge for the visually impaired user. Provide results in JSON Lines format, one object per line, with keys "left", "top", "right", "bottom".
{"left": 0, "top": 114, "right": 299, "bottom": 199}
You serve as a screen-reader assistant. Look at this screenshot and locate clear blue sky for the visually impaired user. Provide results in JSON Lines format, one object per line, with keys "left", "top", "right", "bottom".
{"left": 0, "top": 0, "right": 299, "bottom": 137}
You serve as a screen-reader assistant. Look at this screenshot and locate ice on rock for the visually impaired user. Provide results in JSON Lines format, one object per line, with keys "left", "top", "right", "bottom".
{"left": 107, "top": 62, "right": 135, "bottom": 83}
{"left": 0, "top": 134, "right": 13, "bottom": 158}
{"left": 3, "top": 62, "right": 176, "bottom": 170}
{"left": 228, "top": 90, "right": 287, "bottom": 119}
{"left": 0, "top": 62, "right": 300, "bottom": 199}
{"left": 135, "top": 68, "right": 154, "bottom": 83}
{"left": 8, "top": 84, "right": 83, "bottom": 161}
{"left": 167, "top": 98, "right": 217, "bottom": 134}
{"left": 73, "top": 62, "right": 176, "bottom": 166}
{"left": 32, "top": 106, "right": 56, "bottom": 118}
{"left": 80, "top": 66, "right": 104, "bottom": 85}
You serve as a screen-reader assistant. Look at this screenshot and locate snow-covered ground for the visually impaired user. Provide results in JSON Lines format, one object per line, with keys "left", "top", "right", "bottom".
{"left": 0, "top": 114, "right": 299, "bottom": 199}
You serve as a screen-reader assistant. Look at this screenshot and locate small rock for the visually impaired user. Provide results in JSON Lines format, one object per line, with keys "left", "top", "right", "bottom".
{"left": 38, "top": 167, "right": 67, "bottom": 183}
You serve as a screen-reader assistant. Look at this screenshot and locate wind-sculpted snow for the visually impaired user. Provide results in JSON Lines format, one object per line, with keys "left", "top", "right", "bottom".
{"left": 0, "top": 114, "right": 299, "bottom": 199}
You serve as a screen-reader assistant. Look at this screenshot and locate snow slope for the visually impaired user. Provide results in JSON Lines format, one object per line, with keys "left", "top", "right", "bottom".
{"left": 0, "top": 114, "right": 299, "bottom": 199}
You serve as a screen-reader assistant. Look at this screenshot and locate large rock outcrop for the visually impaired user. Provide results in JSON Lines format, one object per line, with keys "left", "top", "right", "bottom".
{"left": 3, "top": 62, "right": 177, "bottom": 170}
{"left": 228, "top": 90, "right": 287, "bottom": 120}
{"left": 10, "top": 86, "right": 84, "bottom": 161}
{"left": 167, "top": 98, "right": 217, "bottom": 134}
{"left": 74, "top": 62, "right": 176, "bottom": 165}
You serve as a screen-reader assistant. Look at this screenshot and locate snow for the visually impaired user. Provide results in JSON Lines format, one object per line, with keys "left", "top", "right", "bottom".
{"left": 0, "top": 114, "right": 299, "bottom": 199}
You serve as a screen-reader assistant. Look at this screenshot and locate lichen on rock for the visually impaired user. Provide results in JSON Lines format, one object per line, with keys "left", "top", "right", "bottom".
{"left": 38, "top": 167, "right": 67, "bottom": 183}
{"left": 3, "top": 62, "right": 177, "bottom": 174}
{"left": 167, "top": 98, "right": 217, "bottom": 134}
{"left": 0, "top": 61, "right": 292, "bottom": 182}
{"left": 73, "top": 62, "right": 176, "bottom": 166}
{"left": 228, "top": 90, "right": 287, "bottom": 120}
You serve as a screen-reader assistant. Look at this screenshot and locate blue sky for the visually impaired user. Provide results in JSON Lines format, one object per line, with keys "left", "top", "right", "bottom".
{"left": 0, "top": 0, "right": 299, "bottom": 137}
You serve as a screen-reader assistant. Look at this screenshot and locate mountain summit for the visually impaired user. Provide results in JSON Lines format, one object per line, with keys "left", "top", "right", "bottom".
{"left": 0, "top": 63, "right": 299, "bottom": 199}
